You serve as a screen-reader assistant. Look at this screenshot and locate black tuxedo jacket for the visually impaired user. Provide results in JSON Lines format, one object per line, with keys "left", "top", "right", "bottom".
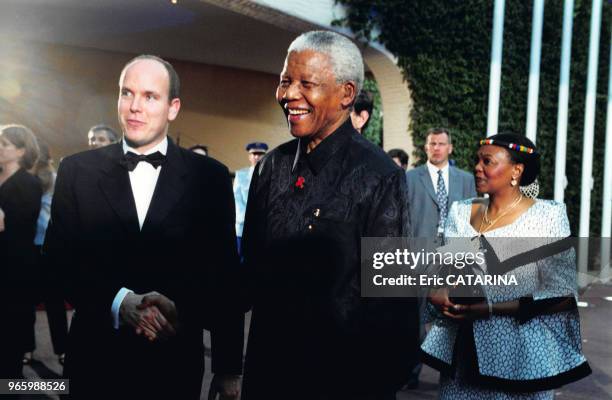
{"left": 44, "top": 140, "right": 243, "bottom": 399}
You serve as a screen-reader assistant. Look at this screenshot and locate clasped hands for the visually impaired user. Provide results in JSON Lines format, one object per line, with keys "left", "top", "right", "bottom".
{"left": 0, "top": 207, "right": 5, "bottom": 232}
{"left": 119, "top": 292, "right": 242, "bottom": 399}
{"left": 428, "top": 287, "right": 490, "bottom": 320}
{"left": 119, "top": 291, "right": 179, "bottom": 342}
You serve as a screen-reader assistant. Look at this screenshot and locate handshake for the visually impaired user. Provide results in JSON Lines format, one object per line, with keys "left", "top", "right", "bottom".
{"left": 119, "top": 291, "right": 179, "bottom": 342}
{"left": 118, "top": 292, "right": 242, "bottom": 399}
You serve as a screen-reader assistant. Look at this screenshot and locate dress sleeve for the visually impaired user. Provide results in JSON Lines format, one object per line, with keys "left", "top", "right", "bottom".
{"left": 518, "top": 203, "right": 578, "bottom": 323}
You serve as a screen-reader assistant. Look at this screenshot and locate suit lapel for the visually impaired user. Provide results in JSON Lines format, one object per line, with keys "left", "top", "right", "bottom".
{"left": 448, "top": 167, "right": 460, "bottom": 206}
{"left": 141, "top": 140, "right": 188, "bottom": 235}
{"left": 98, "top": 144, "right": 141, "bottom": 235}
{"left": 419, "top": 166, "right": 439, "bottom": 205}
{"left": 448, "top": 166, "right": 459, "bottom": 207}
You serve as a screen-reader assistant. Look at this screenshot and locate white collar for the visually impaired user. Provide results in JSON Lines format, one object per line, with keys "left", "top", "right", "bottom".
{"left": 426, "top": 160, "right": 449, "bottom": 174}
{"left": 122, "top": 136, "right": 168, "bottom": 156}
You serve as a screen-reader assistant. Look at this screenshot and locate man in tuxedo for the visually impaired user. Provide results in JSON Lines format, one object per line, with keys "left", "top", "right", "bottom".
{"left": 44, "top": 55, "right": 243, "bottom": 399}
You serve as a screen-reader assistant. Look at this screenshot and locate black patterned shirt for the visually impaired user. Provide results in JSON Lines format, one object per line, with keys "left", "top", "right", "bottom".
{"left": 241, "top": 117, "right": 419, "bottom": 392}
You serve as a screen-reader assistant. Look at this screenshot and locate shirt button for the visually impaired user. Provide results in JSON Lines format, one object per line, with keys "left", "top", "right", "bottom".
{"left": 314, "top": 208, "right": 320, "bottom": 217}
{"left": 308, "top": 224, "right": 313, "bottom": 230}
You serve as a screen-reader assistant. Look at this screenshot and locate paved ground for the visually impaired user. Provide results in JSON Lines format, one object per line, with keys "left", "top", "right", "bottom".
{"left": 19, "top": 284, "right": 612, "bottom": 399}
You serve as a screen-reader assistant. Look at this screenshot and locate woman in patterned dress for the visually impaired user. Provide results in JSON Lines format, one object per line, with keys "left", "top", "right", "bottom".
{"left": 421, "top": 133, "right": 591, "bottom": 399}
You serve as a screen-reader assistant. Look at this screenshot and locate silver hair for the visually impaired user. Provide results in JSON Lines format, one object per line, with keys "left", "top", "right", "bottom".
{"left": 287, "top": 30, "right": 364, "bottom": 95}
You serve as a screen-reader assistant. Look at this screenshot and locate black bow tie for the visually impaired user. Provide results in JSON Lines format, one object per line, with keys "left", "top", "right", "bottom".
{"left": 120, "top": 151, "right": 166, "bottom": 171}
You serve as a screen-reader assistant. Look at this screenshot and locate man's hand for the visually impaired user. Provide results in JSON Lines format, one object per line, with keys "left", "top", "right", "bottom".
{"left": 207, "top": 374, "right": 241, "bottom": 400}
{"left": 136, "top": 292, "right": 179, "bottom": 341}
{"left": 119, "top": 292, "right": 159, "bottom": 338}
{"left": 0, "top": 207, "right": 5, "bottom": 232}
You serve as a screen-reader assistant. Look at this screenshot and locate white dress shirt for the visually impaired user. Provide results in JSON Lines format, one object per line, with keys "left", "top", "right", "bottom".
{"left": 426, "top": 160, "right": 449, "bottom": 194}
{"left": 111, "top": 137, "right": 168, "bottom": 329}
{"left": 124, "top": 138, "right": 167, "bottom": 229}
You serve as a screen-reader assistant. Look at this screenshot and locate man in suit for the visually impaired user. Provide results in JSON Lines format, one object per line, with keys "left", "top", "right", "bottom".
{"left": 44, "top": 55, "right": 243, "bottom": 399}
{"left": 406, "top": 127, "right": 476, "bottom": 239}
{"left": 404, "top": 126, "right": 476, "bottom": 389}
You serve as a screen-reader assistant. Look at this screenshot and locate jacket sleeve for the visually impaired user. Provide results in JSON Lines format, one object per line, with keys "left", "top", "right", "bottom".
{"left": 240, "top": 157, "right": 271, "bottom": 312}
{"left": 43, "top": 158, "right": 121, "bottom": 326}
{"left": 205, "top": 166, "right": 245, "bottom": 375}
{"left": 361, "top": 168, "right": 420, "bottom": 391}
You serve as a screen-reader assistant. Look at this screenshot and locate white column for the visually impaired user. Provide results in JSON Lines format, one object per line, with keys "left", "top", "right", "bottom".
{"left": 554, "top": 0, "right": 574, "bottom": 203}
{"left": 603, "top": 29, "right": 612, "bottom": 238}
{"left": 525, "top": 0, "right": 545, "bottom": 143}
{"left": 601, "top": 30, "right": 612, "bottom": 282}
{"left": 487, "top": 0, "right": 505, "bottom": 137}
{"left": 578, "top": 0, "right": 603, "bottom": 238}
{"left": 578, "top": 0, "right": 603, "bottom": 288}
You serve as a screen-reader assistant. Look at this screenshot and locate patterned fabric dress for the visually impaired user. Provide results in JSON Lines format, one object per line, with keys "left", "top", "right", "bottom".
{"left": 422, "top": 198, "right": 590, "bottom": 400}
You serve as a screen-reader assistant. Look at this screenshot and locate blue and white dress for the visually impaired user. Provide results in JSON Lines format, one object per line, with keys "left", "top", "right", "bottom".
{"left": 421, "top": 198, "right": 591, "bottom": 399}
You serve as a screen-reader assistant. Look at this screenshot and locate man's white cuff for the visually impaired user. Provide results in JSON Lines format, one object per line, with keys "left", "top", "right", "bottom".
{"left": 111, "top": 287, "right": 133, "bottom": 329}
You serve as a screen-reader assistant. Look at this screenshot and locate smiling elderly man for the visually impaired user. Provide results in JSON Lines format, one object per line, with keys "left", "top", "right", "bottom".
{"left": 241, "top": 31, "right": 420, "bottom": 399}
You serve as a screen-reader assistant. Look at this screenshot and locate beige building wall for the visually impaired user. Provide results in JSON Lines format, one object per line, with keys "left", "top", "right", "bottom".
{"left": 362, "top": 47, "right": 414, "bottom": 164}
{"left": 0, "top": 39, "right": 290, "bottom": 172}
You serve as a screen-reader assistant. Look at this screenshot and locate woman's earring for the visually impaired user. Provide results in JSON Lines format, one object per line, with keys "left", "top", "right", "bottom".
{"left": 511, "top": 177, "right": 518, "bottom": 186}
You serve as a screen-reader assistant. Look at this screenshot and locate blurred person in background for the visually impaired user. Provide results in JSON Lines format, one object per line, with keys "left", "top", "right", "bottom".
{"left": 387, "top": 148, "right": 409, "bottom": 171}
{"left": 87, "top": 124, "right": 119, "bottom": 149}
{"left": 189, "top": 144, "right": 208, "bottom": 156}
{"left": 0, "top": 124, "right": 42, "bottom": 379}
{"left": 233, "top": 141, "right": 267, "bottom": 256}
{"left": 406, "top": 127, "right": 475, "bottom": 240}
{"left": 22, "top": 140, "right": 68, "bottom": 366}
{"left": 350, "top": 90, "right": 373, "bottom": 133}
